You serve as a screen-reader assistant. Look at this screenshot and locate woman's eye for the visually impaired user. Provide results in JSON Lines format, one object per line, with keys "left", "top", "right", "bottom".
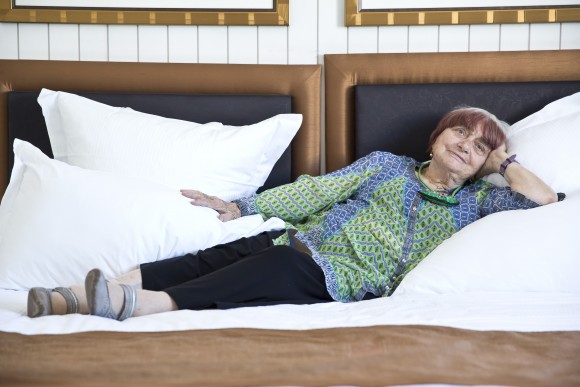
{"left": 475, "top": 143, "right": 488, "bottom": 154}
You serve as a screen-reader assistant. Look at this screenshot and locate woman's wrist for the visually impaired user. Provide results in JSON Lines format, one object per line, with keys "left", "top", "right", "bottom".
{"left": 227, "top": 202, "right": 241, "bottom": 219}
{"left": 499, "top": 154, "right": 519, "bottom": 176}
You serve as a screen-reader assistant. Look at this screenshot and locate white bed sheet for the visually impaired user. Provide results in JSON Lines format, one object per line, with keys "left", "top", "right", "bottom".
{"left": 1, "top": 288, "right": 579, "bottom": 335}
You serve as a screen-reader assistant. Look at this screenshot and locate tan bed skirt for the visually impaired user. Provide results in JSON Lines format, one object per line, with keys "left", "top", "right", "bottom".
{"left": 1, "top": 325, "right": 579, "bottom": 386}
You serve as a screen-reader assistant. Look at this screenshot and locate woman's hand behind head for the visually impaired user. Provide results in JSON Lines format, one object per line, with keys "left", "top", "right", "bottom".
{"left": 476, "top": 143, "right": 508, "bottom": 179}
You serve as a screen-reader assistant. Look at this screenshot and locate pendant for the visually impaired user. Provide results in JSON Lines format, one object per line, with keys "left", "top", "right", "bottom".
{"left": 418, "top": 189, "right": 460, "bottom": 207}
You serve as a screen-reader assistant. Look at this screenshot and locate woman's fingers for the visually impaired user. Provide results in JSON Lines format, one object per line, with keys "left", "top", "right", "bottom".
{"left": 180, "top": 189, "right": 204, "bottom": 200}
{"left": 180, "top": 189, "right": 240, "bottom": 221}
{"left": 218, "top": 213, "right": 235, "bottom": 222}
{"left": 181, "top": 189, "right": 221, "bottom": 209}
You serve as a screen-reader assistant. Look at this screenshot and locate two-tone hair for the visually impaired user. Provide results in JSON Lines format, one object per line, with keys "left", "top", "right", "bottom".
{"left": 428, "top": 106, "right": 508, "bottom": 153}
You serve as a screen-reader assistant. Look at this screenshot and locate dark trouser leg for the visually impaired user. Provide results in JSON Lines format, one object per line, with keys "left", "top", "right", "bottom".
{"left": 164, "top": 245, "right": 333, "bottom": 310}
{"left": 140, "top": 230, "right": 284, "bottom": 291}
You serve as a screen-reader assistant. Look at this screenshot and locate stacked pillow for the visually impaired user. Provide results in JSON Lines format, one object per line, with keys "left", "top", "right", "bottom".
{"left": 0, "top": 90, "right": 297, "bottom": 289}
{"left": 38, "top": 89, "right": 302, "bottom": 201}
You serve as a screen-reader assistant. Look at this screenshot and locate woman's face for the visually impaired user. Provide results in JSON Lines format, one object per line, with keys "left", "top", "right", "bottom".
{"left": 430, "top": 126, "right": 491, "bottom": 180}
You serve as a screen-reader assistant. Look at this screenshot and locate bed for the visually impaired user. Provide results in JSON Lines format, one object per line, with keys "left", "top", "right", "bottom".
{"left": 1, "top": 52, "right": 580, "bottom": 386}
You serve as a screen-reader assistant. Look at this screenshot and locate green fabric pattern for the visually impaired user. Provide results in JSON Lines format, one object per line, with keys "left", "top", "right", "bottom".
{"left": 256, "top": 170, "right": 376, "bottom": 223}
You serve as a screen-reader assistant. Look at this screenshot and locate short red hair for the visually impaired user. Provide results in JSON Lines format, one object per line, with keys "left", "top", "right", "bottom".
{"left": 428, "top": 107, "right": 507, "bottom": 152}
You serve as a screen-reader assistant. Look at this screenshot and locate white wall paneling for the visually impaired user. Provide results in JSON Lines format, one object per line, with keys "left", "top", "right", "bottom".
{"left": 138, "top": 25, "right": 168, "bottom": 63}
{"left": 288, "top": 0, "right": 318, "bottom": 64}
{"left": 228, "top": 26, "right": 258, "bottom": 64}
{"left": 168, "top": 26, "right": 198, "bottom": 63}
{"left": 378, "top": 26, "right": 408, "bottom": 53}
{"left": 0, "top": 23, "right": 18, "bottom": 59}
{"left": 348, "top": 26, "right": 378, "bottom": 53}
{"left": 500, "top": 24, "right": 530, "bottom": 51}
{"left": 1, "top": 4, "right": 579, "bottom": 64}
{"left": 439, "top": 25, "right": 469, "bottom": 52}
{"left": 408, "top": 25, "right": 439, "bottom": 52}
{"left": 48, "top": 24, "right": 79, "bottom": 61}
{"left": 529, "top": 23, "right": 561, "bottom": 50}
{"left": 469, "top": 25, "right": 501, "bottom": 52}
{"left": 198, "top": 26, "right": 228, "bottom": 63}
{"left": 258, "top": 26, "right": 288, "bottom": 64}
{"left": 317, "top": 0, "right": 347, "bottom": 62}
{"left": 79, "top": 25, "right": 108, "bottom": 61}
{"left": 561, "top": 23, "right": 580, "bottom": 49}
{"left": 108, "top": 25, "right": 138, "bottom": 62}
{"left": 18, "top": 23, "right": 49, "bottom": 60}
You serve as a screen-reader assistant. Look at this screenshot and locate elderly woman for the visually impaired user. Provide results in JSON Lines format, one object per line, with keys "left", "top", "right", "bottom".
{"left": 28, "top": 106, "right": 561, "bottom": 320}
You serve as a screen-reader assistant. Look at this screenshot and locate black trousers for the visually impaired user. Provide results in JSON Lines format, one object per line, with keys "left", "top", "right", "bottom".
{"left": 140, "top": 231, "right": 333, "bottom": 310}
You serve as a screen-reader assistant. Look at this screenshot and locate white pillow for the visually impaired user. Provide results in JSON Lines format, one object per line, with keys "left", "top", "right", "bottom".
{"left": 394, "top": 190, "right": 580, "bottom": 295}
{"left": 485, "top": 92, "right": 580, "bottom": 192}
{"left": 38, "top": 89, "right": 301, "bottom": 201}
{"left": 0, "top": 140, "right": 285, "bottom": 290}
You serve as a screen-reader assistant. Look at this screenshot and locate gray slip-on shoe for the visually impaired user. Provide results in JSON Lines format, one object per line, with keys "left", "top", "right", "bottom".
{"left": 27, "top": 287, "right": 80, "bottom": 318}
{"left": 85, "top": 269, "right": 136, "bottom": 321}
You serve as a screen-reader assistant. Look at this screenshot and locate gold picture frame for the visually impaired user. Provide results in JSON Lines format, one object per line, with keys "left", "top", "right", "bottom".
{"left": 0, "top": 0, "right": 289, "bottom": 26}
{"left": 345, "top": 0, "right": 580, "bottom": 26}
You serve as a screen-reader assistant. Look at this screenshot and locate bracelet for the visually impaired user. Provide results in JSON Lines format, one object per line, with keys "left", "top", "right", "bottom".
{"left": 499, "top": 154, "right": 519, "bottom": 177}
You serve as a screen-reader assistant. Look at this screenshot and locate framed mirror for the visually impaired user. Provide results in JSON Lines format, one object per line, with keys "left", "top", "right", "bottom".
{"left": 0, "top": 0, "right": 289, "bottom": 26}
{"left": 345, "top": 0, "right": 580, "bottom": 25}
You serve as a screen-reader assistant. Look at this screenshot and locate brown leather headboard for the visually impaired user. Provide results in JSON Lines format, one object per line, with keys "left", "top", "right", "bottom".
{"left": 324, "top": 50, "right": 580, "bottom": 172}
{"left": 0, "top": 60, "right": 322, "bottom": 196}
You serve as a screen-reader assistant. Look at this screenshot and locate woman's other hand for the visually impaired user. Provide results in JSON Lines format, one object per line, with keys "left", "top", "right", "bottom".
{"left": 181, "top": 190, "right": 241, "bottom": 222}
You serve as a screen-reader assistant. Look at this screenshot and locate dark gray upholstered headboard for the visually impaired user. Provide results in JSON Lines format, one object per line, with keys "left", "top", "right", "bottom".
{"left": 8, "top": 91, "right": 292, "bottom": 192}
{"left": 324, "top": 51, "right": 580, "bottom": 172}
{"left": 355, "top": 81, "right": 580, "bottom": 162}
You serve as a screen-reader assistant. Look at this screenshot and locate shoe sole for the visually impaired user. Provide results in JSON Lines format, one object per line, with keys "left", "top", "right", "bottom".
{"left": 27, "top": 287, "right": 51, "bottom": 318}
{"left": 85, "top": 269, "right": 116, "bottom": 319}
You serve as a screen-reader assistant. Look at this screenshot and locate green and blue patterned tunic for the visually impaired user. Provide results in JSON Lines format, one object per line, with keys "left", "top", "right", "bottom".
{"left": 236, "top": 151, "right": 538, "bottom": 302}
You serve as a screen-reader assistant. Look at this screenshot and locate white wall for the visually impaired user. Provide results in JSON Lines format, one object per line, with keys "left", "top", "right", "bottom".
{"left": 1, "top": 0, "right": 580, "bottom": 63}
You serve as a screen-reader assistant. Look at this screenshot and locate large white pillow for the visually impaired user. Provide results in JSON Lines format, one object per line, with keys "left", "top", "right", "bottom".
{"left": 38, "top": 89, "right": 301, "bottom": 201}
{"left": 485, "top": 92, "right": 580, "bottom": 192}
{"left": 0, "top": 140, "right": 284, "bottom": 290}
{"left": 394, "top": 190, "right": 580, "bottom": 295}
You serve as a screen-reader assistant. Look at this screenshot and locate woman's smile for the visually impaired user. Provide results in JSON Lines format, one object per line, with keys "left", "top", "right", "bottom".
{"left": 448, "top": 149, "right": 466, "bottom": 164}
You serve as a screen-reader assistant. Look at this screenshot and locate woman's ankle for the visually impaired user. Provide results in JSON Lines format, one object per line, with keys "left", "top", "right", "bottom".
{"left": 69, "top": 285, "right": 89, "bottom": 314}
{"left": 133, "top": 290, "right": 177, "bottom": 317}
{"left": 49, "top": 292, "right": 67, "bottom": 315}
{"left": 113, "top": 269, "right": 143, "bottom": 289}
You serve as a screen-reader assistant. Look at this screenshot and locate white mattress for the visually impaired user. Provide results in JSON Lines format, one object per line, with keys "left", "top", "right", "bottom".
{"left": 2, "top": 288, "right": 580, "bottom": 335}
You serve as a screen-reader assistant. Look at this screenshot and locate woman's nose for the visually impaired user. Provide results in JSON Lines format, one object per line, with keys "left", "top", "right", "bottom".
{"left": 458, "top": 140, "right": 470, "bottom": 153}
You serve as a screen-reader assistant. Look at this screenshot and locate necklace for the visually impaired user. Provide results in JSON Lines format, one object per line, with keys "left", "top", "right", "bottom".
{"left": 417, "top": 161, "right": 462, "bottom": 206}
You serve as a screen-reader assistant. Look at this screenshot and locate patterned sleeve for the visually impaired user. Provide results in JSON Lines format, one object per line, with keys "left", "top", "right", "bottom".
{"left": 235, "top": 152, "right": 385, "bottom": 221}
{"left": 254, "top": 170, "right": 376, "bottom": 222}
{"left": 479, "top": 184, "right": 540, "bottom": 217}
